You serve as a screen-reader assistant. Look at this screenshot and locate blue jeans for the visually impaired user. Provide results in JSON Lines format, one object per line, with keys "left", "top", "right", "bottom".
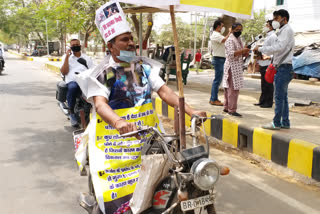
{"left": 273, "top": 64, "right": 293, "bottom": 127}
{"left": 67, "top": 81, "right": 81, "bottom": 114}
{"left": 210, "top": 57, "right": 225, "bottom": 101}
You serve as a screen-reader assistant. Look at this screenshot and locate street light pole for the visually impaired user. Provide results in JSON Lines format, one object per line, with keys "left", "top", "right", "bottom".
{"left": 44, "top": 19, "right": 49, "bottom": 55}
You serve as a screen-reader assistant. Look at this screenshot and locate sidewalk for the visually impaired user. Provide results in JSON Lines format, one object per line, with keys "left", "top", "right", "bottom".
{"left": 172, "top": 71, "right": 320, "bottom": 144}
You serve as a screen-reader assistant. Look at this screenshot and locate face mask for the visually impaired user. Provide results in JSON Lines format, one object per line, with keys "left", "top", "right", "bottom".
{"left": 71, "top": 46, "right": 81, "bottom": 52}
{"left": 220, "top": 27, "right": 225, "bottom": 34}
{"left": 263, "top": 26, "right": 270, "bottom": 33}
{"left": 272, "top": 21, "right": 280, "bottom": 29}
{"left": 116, "top": 50, "right": 136, "bottom": 63}
{"left": 233, "top": 31, "right": 242, "bottom": 38}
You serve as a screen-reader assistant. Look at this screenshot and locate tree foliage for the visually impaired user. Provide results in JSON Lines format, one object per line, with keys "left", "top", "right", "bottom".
{"left": 0, "top": 1, "right": 156, "bottom": 50}
{"left": 242, "top": 10, "right": 267, "bottom": 43}
{"left": 155, "top": 16, "right": 213, "bottom": 49}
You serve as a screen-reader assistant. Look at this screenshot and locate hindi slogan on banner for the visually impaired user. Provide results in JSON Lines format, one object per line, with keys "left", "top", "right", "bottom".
{"left": 92, "top": 102, "right": 160, "bottom": 213}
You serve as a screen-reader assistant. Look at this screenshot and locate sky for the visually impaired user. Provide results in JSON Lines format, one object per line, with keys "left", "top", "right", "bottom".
{"left": 153, "top": 0, "right": 267, "bottom": 32}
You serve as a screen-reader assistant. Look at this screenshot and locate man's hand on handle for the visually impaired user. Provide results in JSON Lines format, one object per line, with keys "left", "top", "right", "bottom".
{"left": 113, "top": 118, "right": 140, "bottom": 139}
{"left": 191, "top": 110, "right": 208, "bottom": 125}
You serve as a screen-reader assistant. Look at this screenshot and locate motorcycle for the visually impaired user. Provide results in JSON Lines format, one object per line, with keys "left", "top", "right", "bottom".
{"left": 200, "top": 53, "right": 213, "bottom": 69}
{"left": 79, "top": 115, "right": 229, "bottom": 214}
{"left": 56, "top": 74, "right": 92, "bottom": 129}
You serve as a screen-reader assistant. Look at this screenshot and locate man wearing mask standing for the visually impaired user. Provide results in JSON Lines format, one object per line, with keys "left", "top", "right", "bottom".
{"left": 254, "top": 20, "right": 276, "bottom": 108}
{"left": 255, "top": 9, "right": 295, "bottom": 130}
{"left": 60, "top": 39, "right": 94, "bottom": 127}
{"left": 209, "top": 20, "right": 231, "bottom": 106}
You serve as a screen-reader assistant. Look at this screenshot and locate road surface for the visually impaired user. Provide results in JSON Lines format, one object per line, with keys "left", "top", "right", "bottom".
{"left": 0, "top": 54, "right": 320, "bottom": 214}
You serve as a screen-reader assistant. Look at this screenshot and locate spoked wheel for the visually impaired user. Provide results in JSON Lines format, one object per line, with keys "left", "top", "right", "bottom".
{"left": 206, "top": 204, "right": 217, "bottom": 214}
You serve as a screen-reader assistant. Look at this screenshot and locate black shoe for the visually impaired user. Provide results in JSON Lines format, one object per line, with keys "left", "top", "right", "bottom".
{"left": 228, "top": 112, "right": 242, "bottom": 117}
{"left": 254, "top": 103, "right": 262, "bottom": 106}
{"left": 260, "top": 104, "right": 272, "bottom": 108}
{"left": 223, "top": 109, "right": 228, "bottom": 113}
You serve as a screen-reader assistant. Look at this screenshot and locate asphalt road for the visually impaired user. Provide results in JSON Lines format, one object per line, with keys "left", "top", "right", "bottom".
{"left": 1, "top": 54, "right": 320, "bottom": 214}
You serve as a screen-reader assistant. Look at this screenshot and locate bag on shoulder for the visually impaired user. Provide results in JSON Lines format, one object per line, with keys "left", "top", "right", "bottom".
{"left": 265, "top": 63, "right": 277, "bottom": 83}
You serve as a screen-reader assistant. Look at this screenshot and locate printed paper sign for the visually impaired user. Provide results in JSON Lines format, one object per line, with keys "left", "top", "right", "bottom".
{"left": 95, "top": 1, "right": 131, "bottom": 43}
{"left": 92, "top": 103, "right": 160, "bottom": 213}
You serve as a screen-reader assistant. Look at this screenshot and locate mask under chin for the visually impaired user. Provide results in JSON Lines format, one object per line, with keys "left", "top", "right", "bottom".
{"left": 116, "top": 50, "right": 136, "bottom": 63}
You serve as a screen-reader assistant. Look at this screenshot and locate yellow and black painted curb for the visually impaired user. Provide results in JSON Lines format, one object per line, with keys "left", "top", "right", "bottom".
{"left": 152, "top": 97, "right": 320, "bottom": 182}
{"left": 8, "top": 50, "right": 33, "bottom": 61}
{"left": 48, "top": 58, "right": 61, "bottom": 61}
{"left": 45, "top": 63, "right": 60, "bottom": 74}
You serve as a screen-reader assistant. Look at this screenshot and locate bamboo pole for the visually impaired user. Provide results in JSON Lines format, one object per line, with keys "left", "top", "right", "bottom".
{"left": 170, "top": 5, "right": 186, "bottom": 150}
{"left": 169, "top": 6, "right": 183, "bottom": 97}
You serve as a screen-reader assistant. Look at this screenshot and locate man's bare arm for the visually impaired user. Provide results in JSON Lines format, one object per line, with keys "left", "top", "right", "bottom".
{"left": 221, "top": 28, "right": 232, "bottom": 43}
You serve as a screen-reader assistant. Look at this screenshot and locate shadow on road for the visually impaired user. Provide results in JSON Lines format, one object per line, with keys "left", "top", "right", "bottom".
{"left": 0, "top": 81, "right": 55, "bottom": 97}
{"left": 5, "top": 127, "right": 75, "bottom": 167}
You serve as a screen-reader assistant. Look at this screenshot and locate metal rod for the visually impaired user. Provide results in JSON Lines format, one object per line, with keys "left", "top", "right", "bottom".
{"left": 161, "top": 201, "right": 180, "bottom": 214}
{"left": 201, "top": 13, "right": 208, "bottom": 52}
{"left": 174, "top": 105, "right": 179, "bottom": 135}
{"left": 139, "top": 13, "right": 143, "bottom": 56}
{"left": 45, "top": 19, "right": 49, "bottom": 56}
{"left": 193, "top": 12, "right": 197, "bottom": 60}
{"left": 79, "top": 109, "right": 87, "bottom": 129}
{"left": 179, "top": 97, "right": 186, "bottom": 150}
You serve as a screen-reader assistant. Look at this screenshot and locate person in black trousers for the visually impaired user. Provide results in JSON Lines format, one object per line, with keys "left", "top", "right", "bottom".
{"left": 254, "top": 20, "right": 276, "bottom": 108}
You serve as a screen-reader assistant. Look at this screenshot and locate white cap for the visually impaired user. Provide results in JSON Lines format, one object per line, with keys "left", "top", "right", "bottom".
{"left": 95, "top": 1, "right": 131, "bottom": 43}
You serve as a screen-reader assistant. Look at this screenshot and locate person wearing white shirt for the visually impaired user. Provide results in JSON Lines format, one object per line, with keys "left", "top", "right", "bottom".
{"left": 255, "top": 20, "right": 276, "bottom": 108}
{"left": 60, "top": 39, "right": 94, "bottom": 126}
{"left": 92, "top": 32, "right": 206, "bottom": 136}
{"left": 255, "top": 9, "right": 295, "bottom": 130}
{"left": 209, "top": 20, "right": 231, "bottom": 106}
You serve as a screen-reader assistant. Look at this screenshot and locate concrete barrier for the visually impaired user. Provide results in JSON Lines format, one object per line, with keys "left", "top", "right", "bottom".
{"left": 8, "top": 50, "right": 33, "bottom": 61}
{"left": 45, "top": 63, "right": 60, "bottom": 74}
{"left": 48, "top": 58, "right": 61, "bottom": 62}
{"left": 152, "top": 97, "right": 320, "bottom": 182}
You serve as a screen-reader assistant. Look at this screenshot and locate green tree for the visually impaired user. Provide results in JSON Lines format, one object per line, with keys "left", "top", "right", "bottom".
{"left": 155, "top": 16, "right": 212, "bottom": 49}
{"left": 242, "top": 10, "right": 267, "bottom": 43}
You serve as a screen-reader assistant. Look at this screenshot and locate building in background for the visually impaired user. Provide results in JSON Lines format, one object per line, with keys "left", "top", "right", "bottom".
{"left": 258, "top": 0, "right": 320, "bottom": 33}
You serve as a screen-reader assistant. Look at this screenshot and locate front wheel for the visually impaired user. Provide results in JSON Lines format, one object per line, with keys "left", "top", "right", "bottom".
{"left": 205, "top": 204, "right": 217, "bottom": 214}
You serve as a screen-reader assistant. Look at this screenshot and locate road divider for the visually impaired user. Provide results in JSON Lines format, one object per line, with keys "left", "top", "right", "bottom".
{"left": 49, "top": 58, "right": 61, "bottom": 61}
{"left": 8, "top": 50, "right": 33, "bottom": 61}
{"left": 152, "top": 97, "right": 320, "bottom": 182}
{"left": 45, "top": 63, "right": 60, "bottom": 74}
